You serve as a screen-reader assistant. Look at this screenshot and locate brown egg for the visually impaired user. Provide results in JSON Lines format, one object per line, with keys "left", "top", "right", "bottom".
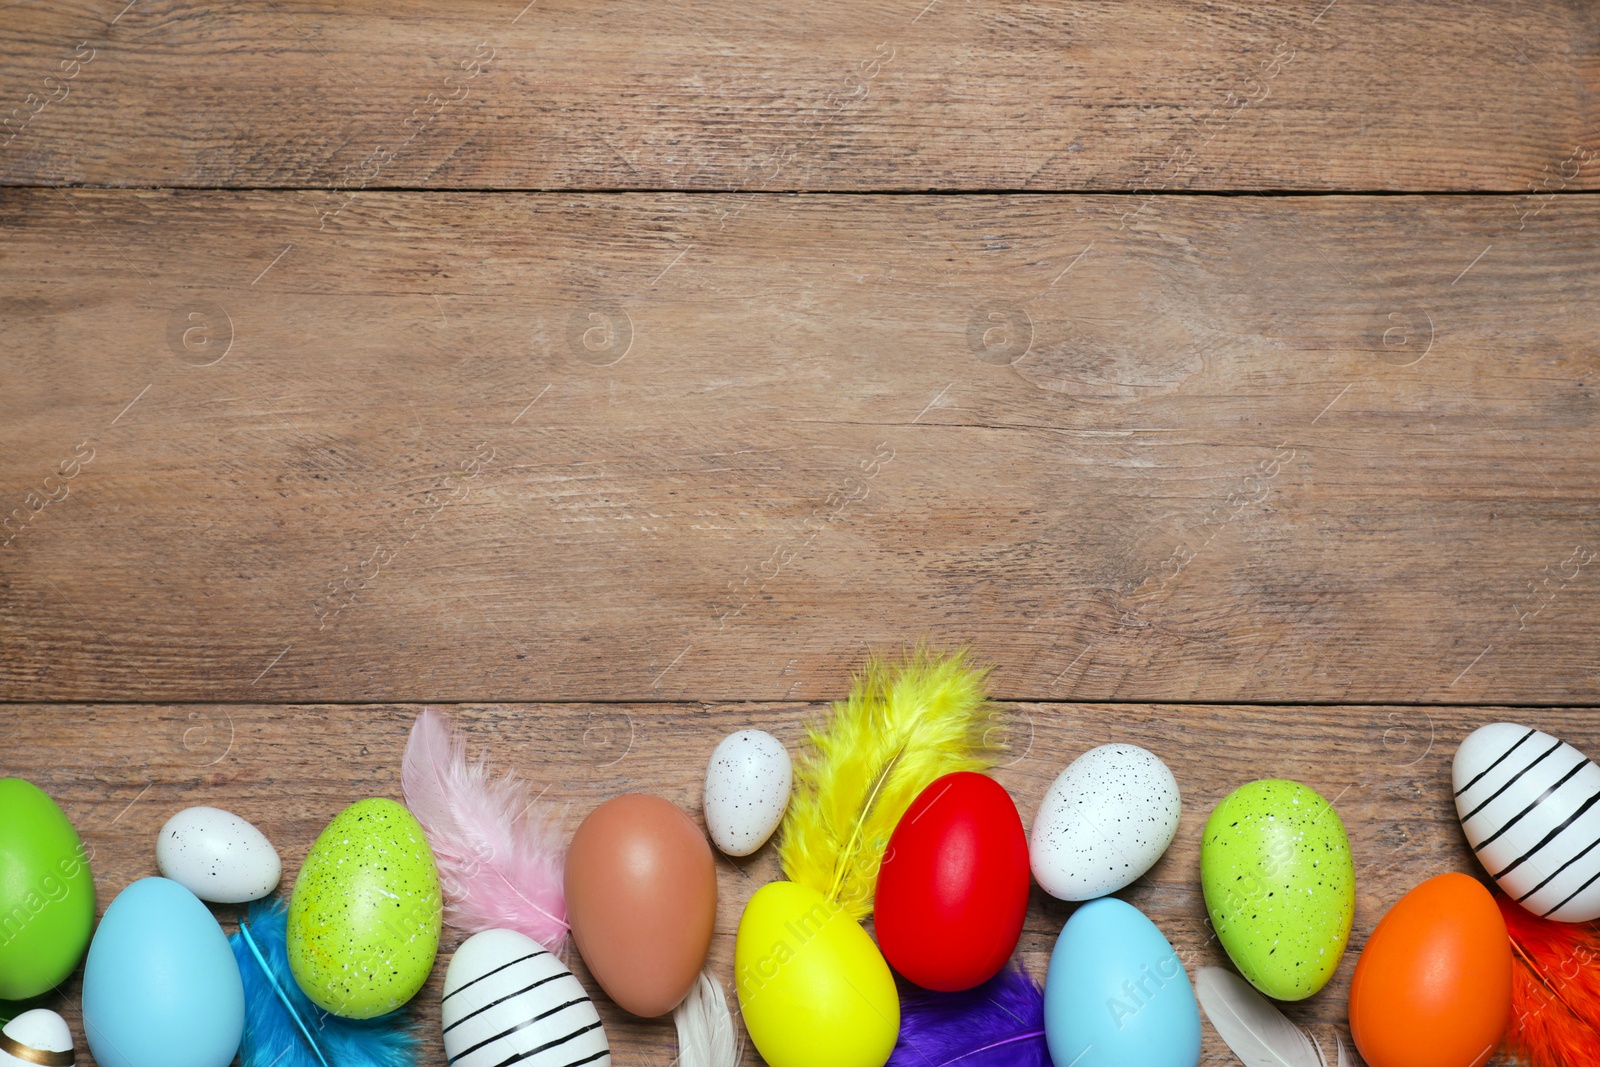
{"left": 565, "top": 793, "right": 716, "bottom": 1017}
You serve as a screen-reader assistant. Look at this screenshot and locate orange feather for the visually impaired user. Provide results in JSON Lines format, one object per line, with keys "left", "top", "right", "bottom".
{"left": 1498, "top": 892, "right": 1600, "bottom": 1067}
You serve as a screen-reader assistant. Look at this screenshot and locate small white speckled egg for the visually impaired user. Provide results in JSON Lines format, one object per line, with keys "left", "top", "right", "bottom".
{"left": 703, "top": 729, "right": 791, "bottom": 857}
{"left": 156, "top": 806, "right": 281, "bottom": 904}
{"left": 0, "top": 1008, "right": 73, "bottom": 1067}
{"left": 1029, "top": 743, "right": 1181, "bottom": 901}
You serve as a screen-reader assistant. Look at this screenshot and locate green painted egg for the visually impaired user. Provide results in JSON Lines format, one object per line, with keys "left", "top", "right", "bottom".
{"left": 1200, "top": 778, "right": 1354, "bottom": 1001}
{"left": 0, "top": 778, "right": 95, "bottom": 1000}
{"left": 287, "top": 797, "right": 441, "bottom": 1019}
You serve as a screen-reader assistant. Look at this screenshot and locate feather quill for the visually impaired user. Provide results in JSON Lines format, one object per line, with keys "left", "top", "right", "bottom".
{"left": 401, "top": 707, "right": 568, "bottom": 952}
{"left": 229, "top": 899, "right": 417, "bottom": 1067}
{"left": 886, "top": 963, "right": 1051, "bottom": 1067}
{"left": 779, "top": 645, "right": 1000, "bottom": 920}
{"left": 1196, "top": 966, "right": 1345, "bottom": 1067}
{"left": 1498, "top": 892, "right": 1600, "bottom": 1067}
{"left": 673, "top": 969, "right": 742, "bottom": 1067}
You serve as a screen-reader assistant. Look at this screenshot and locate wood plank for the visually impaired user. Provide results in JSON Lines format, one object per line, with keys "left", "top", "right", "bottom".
{"left": 1, "top": 0, "right": 1596, "bottom": 191}
{"left": 5, "top": 701, "right": 1589, "bottom": 1065}
{"left": 2, "top": 190, "right": 1597, "bottom": 705}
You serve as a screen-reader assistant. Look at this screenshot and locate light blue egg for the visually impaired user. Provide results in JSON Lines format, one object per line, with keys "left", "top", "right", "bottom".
{"left": 83, "top": 877, "right": 244, "bottom": 1067}
{"left": 1044, "top": 897, "right": 1201, "bottom": 1067}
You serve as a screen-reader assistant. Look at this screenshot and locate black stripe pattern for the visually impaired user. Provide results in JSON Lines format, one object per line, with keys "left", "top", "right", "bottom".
{"left": 1454, "top": 722, "right": 1600, "bottom": 922}
{"left": 442, "top": 929, "right": 611, "bottom": 1067}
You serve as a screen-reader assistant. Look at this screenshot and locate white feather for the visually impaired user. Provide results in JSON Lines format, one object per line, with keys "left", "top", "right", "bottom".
{"left": 1309, "top": 1033, "right": 1352, "bottom": 1067}
{"left": 672, "top": 969, "right": 741, "bottom": 1067}
{"left": 1196, "top": 966, "right": 1333, "bottom": 1067}
{"left": 1314, "top": 1033, "right": 1351, "bottom": 1067}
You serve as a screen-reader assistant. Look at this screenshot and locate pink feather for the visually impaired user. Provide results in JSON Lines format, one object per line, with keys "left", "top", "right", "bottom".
{"left": 401, "top": 708, "right": 569, "bottom": 953}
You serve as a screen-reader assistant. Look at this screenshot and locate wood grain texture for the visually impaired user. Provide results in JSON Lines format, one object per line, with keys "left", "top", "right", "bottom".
{"left": 5, "top": 3, "right": 1597, "bottom": 1067}
{"left": 0, "top": 0, "right": 1596, "bottom": 191}
{"left": 4, "top": 701, "right": 1588, "bottom": 1065}
{"left": 2, "top": 190, "right": 1597, "bottom": 704}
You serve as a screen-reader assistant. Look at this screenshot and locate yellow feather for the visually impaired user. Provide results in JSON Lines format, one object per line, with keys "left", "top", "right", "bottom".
{"left": 777, "top": 645, "right": 1001, "bottom": 922}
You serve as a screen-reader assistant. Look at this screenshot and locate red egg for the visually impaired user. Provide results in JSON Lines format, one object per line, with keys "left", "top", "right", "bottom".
{"left": 874, "top": 772, "right": 1030, "bottom": 991}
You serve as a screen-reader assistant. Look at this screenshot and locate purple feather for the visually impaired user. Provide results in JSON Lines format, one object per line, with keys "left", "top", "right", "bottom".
{"left": 887, "top": 964, "right": 1053, "bottom": 1067}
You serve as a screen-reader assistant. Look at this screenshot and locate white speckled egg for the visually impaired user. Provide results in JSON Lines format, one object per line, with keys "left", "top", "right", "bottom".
{"left": 0, "top": 1009, "right": 73, "bottom": 1067}
{"left": 703, "top": 729, "right": 791, "bottom": 857}
{"left": 1455, "top": 722, "right": 1600, "bottom": 921}
{"left": 156, "top": 806, "right": 281, "bottom": 904}
{"left": 1029, "top": 743, "right": 1182, "bottom": 901}
{"left": 443, "top": 928, "right": 610, "bottom": 1067}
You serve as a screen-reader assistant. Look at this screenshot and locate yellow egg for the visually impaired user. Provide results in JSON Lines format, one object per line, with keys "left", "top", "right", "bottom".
{"left": 735, "top": 881, "right": 899, "bottom": 1067}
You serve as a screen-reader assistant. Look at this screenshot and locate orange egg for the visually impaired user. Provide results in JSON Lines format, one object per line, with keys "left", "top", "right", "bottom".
{"left": 1348, "top": 873, "right": 1510, "bottom": 1067}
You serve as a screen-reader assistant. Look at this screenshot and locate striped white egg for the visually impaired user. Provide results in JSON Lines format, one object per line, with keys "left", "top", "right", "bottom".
{"left": 442, "top": 929, "right": 610, "bottom": 1067}
{"left": 1454, "top": 722, "right": 1600, "bottom": 922}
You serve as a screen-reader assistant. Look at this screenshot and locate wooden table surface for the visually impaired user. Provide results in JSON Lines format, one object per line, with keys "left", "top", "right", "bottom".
{"left": 3, "top": 2, "right": 1597, "bottom": 1064}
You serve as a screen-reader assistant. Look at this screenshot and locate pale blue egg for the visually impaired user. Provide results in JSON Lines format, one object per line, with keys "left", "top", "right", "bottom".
{"left": 1044, "top": 897, "right": 1201, "bottom": 1067}
{"left": 82, "top": 877, "right": 244, "bottom": 1067}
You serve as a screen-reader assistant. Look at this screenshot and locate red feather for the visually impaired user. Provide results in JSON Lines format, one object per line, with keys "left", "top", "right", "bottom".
{"left": 1498, "top": 892, "right": 1600, "bottom": 1067}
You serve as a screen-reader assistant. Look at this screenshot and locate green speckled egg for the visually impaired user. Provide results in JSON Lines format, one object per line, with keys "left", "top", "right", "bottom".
{"left": 1200, "top": 779, "right": 1354, "bottom": 1001}
{"left": 287, "top": 797, "right": 441, "bottom": 1019}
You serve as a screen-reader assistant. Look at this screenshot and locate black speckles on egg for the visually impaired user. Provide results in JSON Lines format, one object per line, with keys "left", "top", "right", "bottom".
{"left": 704, "top": 729, "right": 792, "bottom": 858}
{"left": 286, "top": 797, "right": 442, "bottom": 1019}
{"left": 1029, "top": 743, "right": 1182, "bottom": 901}
{"left": 1198, "top": 778, "right": 1355, "bottom": 1001}
{"left": 155, "top": 805, "right": 283, "bottom": 904}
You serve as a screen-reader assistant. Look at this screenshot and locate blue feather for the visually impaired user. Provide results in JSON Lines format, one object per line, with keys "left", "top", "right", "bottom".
{"left": 228, "top": 899, "right": 419, "bottom": 1067}
{"left": 887, "top": 964, "right": 1053, "bottom": 1067}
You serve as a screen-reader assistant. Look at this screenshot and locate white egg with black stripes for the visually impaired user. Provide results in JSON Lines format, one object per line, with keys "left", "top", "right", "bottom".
{"left": 441, "top": 928, "right": 610, "bottom": 1067}
{"left": 1454, "top": 721, "right": 1600, "bottom": 922}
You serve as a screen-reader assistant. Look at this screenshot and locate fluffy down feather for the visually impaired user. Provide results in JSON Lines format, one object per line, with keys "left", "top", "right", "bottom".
{"left": 401, "top": 707, "right": 569, "bottom": 952}
{"left": 886, "top": 964, "right": 1050, "bottom": 1067}
{"left": 779, "top": 645, "right": 1000, "bottom": 921}
{"left": 673, "top": 969, "right": 742, "bottom": 1067}
{"left": 1500, "top": 893, "right": 1600, "bottom": 1067}
{"left": 229, "top": 899, "right": 417, "bottom": 1067}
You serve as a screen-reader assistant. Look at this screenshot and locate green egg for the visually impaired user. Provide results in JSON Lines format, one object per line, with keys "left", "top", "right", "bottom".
{"left": 1200, "top": 778, "right": 1354, "bottom": 1001}
{"left": 0, "top": 778, "right": 95, "bottom": 1000}
{"left": 287, "top": 797, "right": 441, "bottom": 1019}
